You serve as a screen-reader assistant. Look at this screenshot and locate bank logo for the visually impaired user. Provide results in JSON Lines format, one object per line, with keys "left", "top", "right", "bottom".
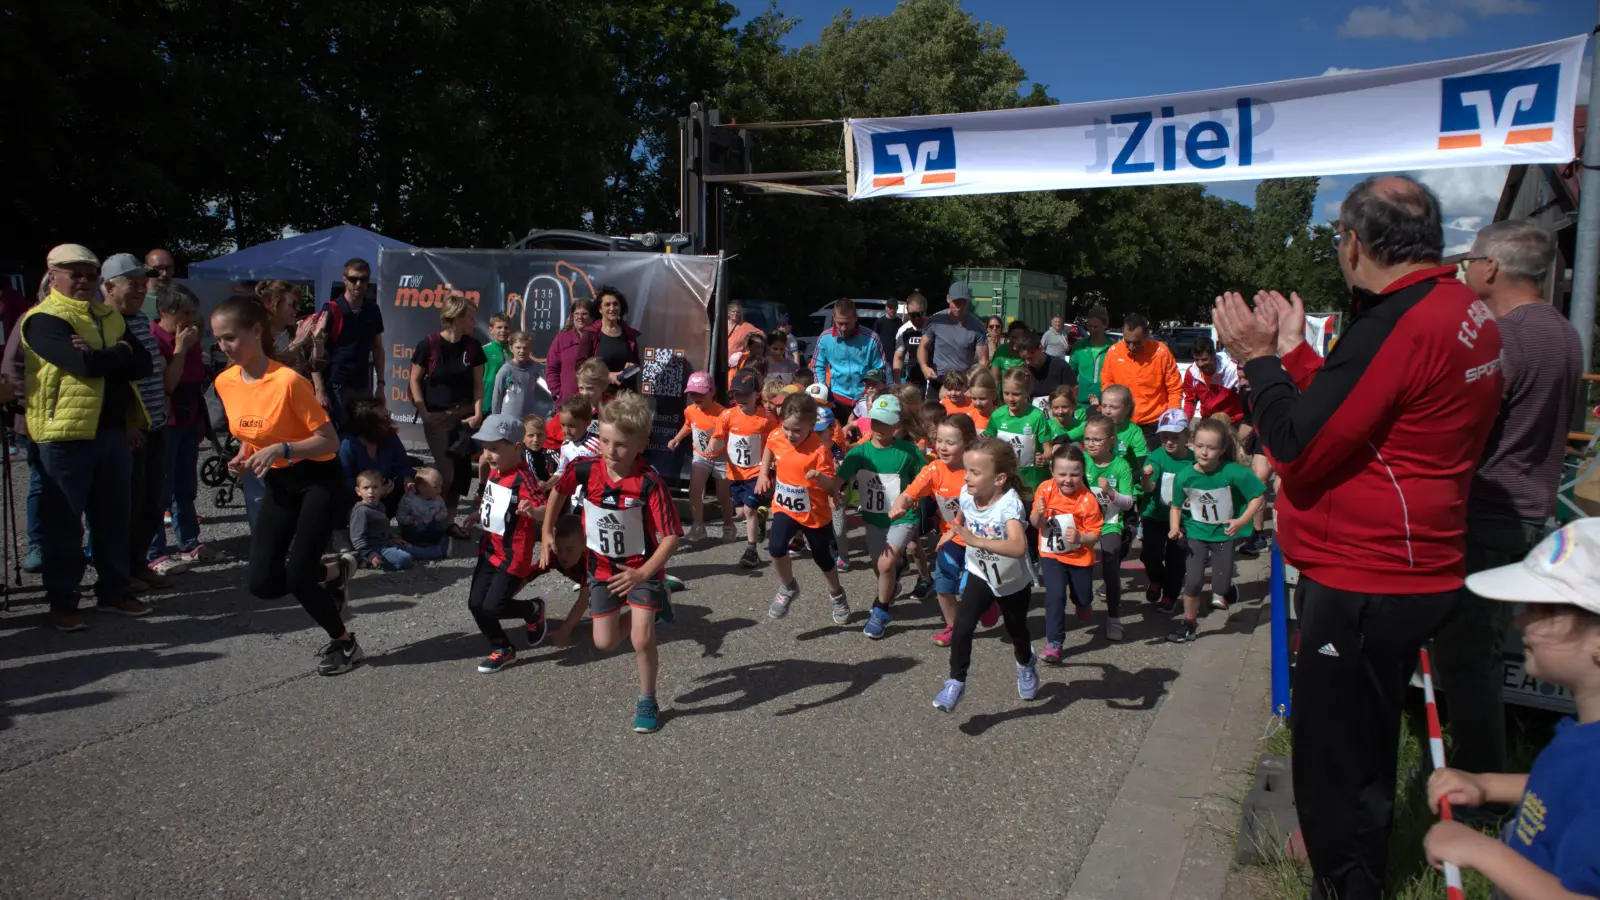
{"left": 1439, "top": 64, "right": 1559, "bottom": 150}
{"left": 870, "top": 127, "right": 956, "bottom": 188}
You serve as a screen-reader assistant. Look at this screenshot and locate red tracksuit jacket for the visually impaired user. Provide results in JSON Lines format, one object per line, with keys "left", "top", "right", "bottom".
{"left": 1181, "top": 358, "right": 1244, "bottom": 422}
{"left": 1243, "top": 267, "right": 1503, "bottom": 595}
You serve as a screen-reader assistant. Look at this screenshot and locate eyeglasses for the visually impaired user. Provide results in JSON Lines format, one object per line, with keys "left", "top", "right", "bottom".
{"left": 1331, "top": 228, "right": 1353, "bottom": 250}
{"left": 908, "top": 310, "right": 927, "bottom": 320}
{"left": 987, "top": 323, "right": 1002, "bottom": 331}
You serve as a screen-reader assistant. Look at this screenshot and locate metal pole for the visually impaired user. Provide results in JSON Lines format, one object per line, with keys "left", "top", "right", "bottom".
{"left": 1269, "top": 540, "right": 1291, "bottom": 720}
{"left": 1567, "top": 14, "right": 1600, "bottom": 372}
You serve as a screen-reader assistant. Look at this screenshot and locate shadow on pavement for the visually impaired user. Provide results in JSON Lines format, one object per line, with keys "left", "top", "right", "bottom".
{"left": 0, "top": 647, "right": 225, "bottom": 732}
{"left": 958, "top": 660, "right": 1179, "bottom": 737}
{"left": 670, "top": 656, "right": 920, "bottom": 719}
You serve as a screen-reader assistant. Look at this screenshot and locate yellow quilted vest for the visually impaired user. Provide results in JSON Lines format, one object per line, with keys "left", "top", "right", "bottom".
{"left": 21, "top": 289, "right": 151, "bottom": 441}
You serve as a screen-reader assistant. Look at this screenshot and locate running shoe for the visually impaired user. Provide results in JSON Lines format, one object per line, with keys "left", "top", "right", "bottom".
{"left": 769, "top": 581, "right": 799, "bottom": 619}
{"left": 51, "top": 610, "right": 87, "bottom": 632}
{"left": 316, "top": 636, "right": 364, "bottom": 675}
{"left": 979, "top": 601, "right": 999, "bottom": 628}
{"left": 180, "top": 544, "right": 226, "bottom": 564}
{"left": 95, "top": 595, "right": 152, "bottom": 617}
{"left": 655, "top": 593, "right": 675, "bottom": 626}
{"left": 1095, "top": 582, "right": 1107, "bottom": 598}
{"left": 835, "top": 554, "right": 850, "bottom": 573}
{"left": 1105, "top": 620, "right": 1125, "bottom": 642}
{"left": 863, "top": 607, "right": 893, "bottom": 640}
{"left": 131, "top": 565, "right": 172, "bottom": 590}
{"left": 933, "top": 679, "right": 966, "bottom": 712}
{"left": 634, "top": 697, "right": 661, "bottom": 733}
{"left": 739, "top": 545, "right": 762, "bottom": 569}
{"left": 22, "top": 547, "right": 42, "bottom": 574}
{"left": 1017, "top": 652, "right": 1039, "bottom": 700}
{"left": 1211, "top": 594, "right": 1230, "bottom": 611}
{"left": 1074, "top": 605, "right": 1093, "bottom": 624}
{"left": 1145, "top": 583, "right": 1163, "bottom": 605}
{"left": 149, "top": 555, "right": 191, "bottom": 577}
{"left": 1167, "top": 618, "right": 1198, "bottom": 643}
{"left": 1040, "top": 639, "right": 1063, "bottom": 665}
{"left": 931, "top": 626, "right": 953, "bottom": 647}
{"left": 478, "top": 647, "right": 517, "bottom": 673}
{"left": 524, "top": 599, "right": 548, "bottom": 648}
{"left": 1154, "top": 596, "right": 1178, "bottom": 616}
{"left": 683, "top": 523, "right": 707, "bottom": 542}
{"left": 829, "top": 591, "right": 851, "bottom": 625}
{"left": 911, "top": 576, "right": 935, "bottom": 600}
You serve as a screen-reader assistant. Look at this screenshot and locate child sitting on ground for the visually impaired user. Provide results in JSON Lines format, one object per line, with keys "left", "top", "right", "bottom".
{"left": 350, "top": 470, "right": 415, "bottom": 570}
{"left": 1424, "top": 519, "right": 1600, "bottom": 900}
{"left": 397, "top": 467, "right": 451, "bottom": 554}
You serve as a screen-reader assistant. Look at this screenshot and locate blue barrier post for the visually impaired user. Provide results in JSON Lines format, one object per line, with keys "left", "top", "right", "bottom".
{"left": 1269, "top": 540, "right": 1291, "bottom": 720}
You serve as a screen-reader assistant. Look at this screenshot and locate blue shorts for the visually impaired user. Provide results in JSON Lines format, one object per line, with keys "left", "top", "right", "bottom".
{"left": 730, "top": 478, "right": 765, "bottom": 511}
{"left": 934, "top": 541, "right": 966, "bottom": 595}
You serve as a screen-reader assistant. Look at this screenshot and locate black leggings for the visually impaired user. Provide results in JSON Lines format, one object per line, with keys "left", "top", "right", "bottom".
{"left": 1138, "top": 516, "right": 1187, "bottom": 600}
{"left": 467, "top": 556, "right": 536, "bottom": 650}
{"left": 768, "top": 512, "right": 836, "bottom": 572}
{"left": 949, "top": 574, "right": 1033, "bottom": 682}
{"left": 1097, "top": 532, "right": 1123, "bottom": 618}
{"left": 250, "top": 458, "right": 344, "bottom": 640}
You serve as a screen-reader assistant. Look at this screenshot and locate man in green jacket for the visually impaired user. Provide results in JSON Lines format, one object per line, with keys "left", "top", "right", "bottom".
{"left": 1068, "top": 306, "right": 1112, "bottom": 410}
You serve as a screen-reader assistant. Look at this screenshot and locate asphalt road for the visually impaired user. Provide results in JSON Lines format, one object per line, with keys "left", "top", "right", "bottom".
{"left": 0, "top": 471, "right": 1258, "bottom": 899}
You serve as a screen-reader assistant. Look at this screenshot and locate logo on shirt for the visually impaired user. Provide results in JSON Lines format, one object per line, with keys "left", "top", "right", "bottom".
{"left": 1438, "top": 65, "right": 1559, "bottom": 150}
{"left": 598, "top": 512, "right": 621, "bottom": 529}
{"left": 239, "top": 416, "right": 265, "bottom": 429}
{"left": 869, "top": 128, "right": 957, "bottom": 188}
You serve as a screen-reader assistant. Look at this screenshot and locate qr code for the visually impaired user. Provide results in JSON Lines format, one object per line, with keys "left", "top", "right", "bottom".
{"left": 640, "top": 347, "right": 687, "bottom": 397}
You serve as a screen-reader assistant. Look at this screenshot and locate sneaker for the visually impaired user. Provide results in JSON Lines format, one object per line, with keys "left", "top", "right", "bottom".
{"left": 1105, "top": 620, "right": 1125, "bottom": 642}
{"left": 1095, "top": 582, "right": 1106, "bottom": 598}
{"left": 911, "top": 576, "right": 935, "bottom": 600}
{"left": 524, "top": 599, "right": 548, "bottom": 648}
{"left": 181, "top": 544, "right": 226, "bottom": 564}
{"left": 932, "top": 679, "right": 966, "bottom": 712}
{"left": 979, "top": 601, "right": 999, "bottom": 628}
{"left": 1074, "top": 605, "right": 1092, "bottom": 624}
{"left": 1040, "top": 639, "right": 1063, "bottom": 664}
{"left": 149, "top": 555, "right": 192, "bottom": 577}
{"left": 835, "top": 555, "right": 850, "bottom": 573}
{"left": 863, "top": 607, "right": 893, "bottom": 639}
{"left": 683, "top": 522, "right": 707, "bottom": 542}
{"left": 634, "top": 697, "right": 661, "bottom": 733}
{"left": 1211, "top": 594, "right": 1230, "bottom": 610}
{"left": 769, "top": 581, "right": 799, "bottom": 619}
{"left": 316, "top": 636, "right": 364, "bottom": 675}
{"left": 1017, "top": 652, "right": 1040, "bottom": 700}
{"left": 50, "top": 610, "right": 87, "bottom": 632}
{"left": 1154, "top": 596, "right": 1178, "bottom": 616}
{"left": 655, "top": 593, "right": 675, "bottom": 626}
{"left": 329, "top": 552, "right": 357, "bottom": 621}
{"left": 830, "top": 591, "right": 851, "bottom": 625}
{"left": 96, "top": 595, "right": 152, "bottom": 617}
{"left": 23, "top": 547, "right": 43, "bottom": 574}
{"left": 931, "top": 626, "right": 954, "bottom": 647}
{"left": 739, "top": 545, "right": 762, "bottom": 569}
{"left": 131, "top": 566, "right": 172, "bottom": 589}
{"left": 1145, "top": 583, "right": 1162, "bottom": 605}
{"left": 1167, "top": 618, "right": 1198, "bottom": 643}
{"left": 478, "top": 647, "right": 517, "bottom": 673}
{"left": 163, "top": 511, "right": 173, "bottom": 526}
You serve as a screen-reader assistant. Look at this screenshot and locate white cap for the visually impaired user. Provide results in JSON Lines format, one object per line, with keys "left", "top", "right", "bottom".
{"left": 1465, "top": 519, "right": 1600, "bottom": 614}
{"left": 805, "top": 383, "right": 830, "bottom": 404}
{"left": 1156, "top": 409, "right": 1190, "bottom": 434}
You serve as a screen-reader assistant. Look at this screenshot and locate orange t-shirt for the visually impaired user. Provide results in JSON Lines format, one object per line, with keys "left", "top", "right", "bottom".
{"left": 941, "top": 398, "right": 974, "bottom": 418}
{"left": 904, "top": 459, "right": 967, "bottom": 545}
{"left": 214, "top": 361, "right": 335, "bottom": 468}
{"left": 1032, "top": 480, "right": 1103, "bottom": 566}
{"left": 968, "top": 407, "right": 992, "bottom": 431}
{"left": 768, "top": 431, "right": 834, "bottom": 529}
{"left": 725, "top": 405, "right": 776, "bottom": 480}
{"left": 684, "top": 401, "right": 729, "bottom": 460}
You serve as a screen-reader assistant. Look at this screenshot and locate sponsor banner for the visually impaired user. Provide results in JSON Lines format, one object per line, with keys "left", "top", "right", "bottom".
{"left": 847, "top": 35, "right": 1586, "bottom": 200}
{"left": 376, "top": 248, "right": 718, "bottom": 475}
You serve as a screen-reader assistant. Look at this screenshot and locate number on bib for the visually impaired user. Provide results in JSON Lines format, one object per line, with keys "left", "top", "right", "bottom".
{"left": 1091, "top": 486, "right": 1122, "bottom": 525}
{"left": 966, "top": 546, "right": 1029, "bottom": 594}
{"left": 585, "top": 506, "right": 646, "bottom": 559}
{"left": 937, "top": 495, "right": 961, "bottom": 523}
{"left": 693, "top": 427, "right": 712, "bottom": 454}
{"left": 1185, "top": 488, "right": 1234, "bottom": 525}
{"left": 1160, "top": 472, "right": 1176, "bottom": 506}
{"left": 480, "top": 481, "right": 514, "bottom": 536}
{"left": 1039, "top": 514, "right": 1075, "bottom": 555}
{"left": 773, "top": 481, "right": 811, "bottom": 515}
{"left": 857, "top": 472, "right": 901, "bottom": 516}
{"left": 728, "top": 433, "right": 759, "bottom": 468}
{"left": 999, "top": 430, "right": 1034, "bottom": 467}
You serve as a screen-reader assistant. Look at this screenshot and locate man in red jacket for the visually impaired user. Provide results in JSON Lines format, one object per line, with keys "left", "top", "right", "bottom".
{"left": 1180, "top": 334, "right": 1242, "bottom": 423}
{"left": 1215, "top": 175, "right": 1502, "bottom": 900}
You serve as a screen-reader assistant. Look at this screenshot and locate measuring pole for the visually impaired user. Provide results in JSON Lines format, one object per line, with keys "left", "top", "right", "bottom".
{"left": 1567, "top": 12, "right": 1600, "bottom": 373}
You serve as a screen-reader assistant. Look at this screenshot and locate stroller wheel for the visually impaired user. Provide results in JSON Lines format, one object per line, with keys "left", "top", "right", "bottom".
{"left": 200, "top": 456, "right": 229, "bottom": 487}
{"left": 214, "top": 486, "right": 234, "bottom": 508}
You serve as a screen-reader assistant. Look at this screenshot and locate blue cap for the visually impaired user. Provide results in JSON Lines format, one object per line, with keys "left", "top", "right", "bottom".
{"left": 814, "top": 407, "right": 835, "bottom": 432}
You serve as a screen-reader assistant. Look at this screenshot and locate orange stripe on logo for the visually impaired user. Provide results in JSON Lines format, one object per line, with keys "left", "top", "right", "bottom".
{"left": 1437, "top": 134, "right": 1482, "bottom": 150}
{"left": 1506, "top": 127, "right": 1554, "bottom": 145}
{"left": 921, "top": 172, "right": 956, "bottom": 184}
{"left": 872, "top": 176, "right": 906, "bottom": 187}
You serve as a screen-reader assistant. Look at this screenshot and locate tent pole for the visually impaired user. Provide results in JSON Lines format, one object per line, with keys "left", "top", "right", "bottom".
{"left": 1568, "top": 11, "right": 1600, "bottom": 373}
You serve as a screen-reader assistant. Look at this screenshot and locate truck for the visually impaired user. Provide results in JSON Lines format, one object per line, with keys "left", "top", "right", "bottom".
{"left": 948, "top": 267, "right": 1068, "bottom": 328}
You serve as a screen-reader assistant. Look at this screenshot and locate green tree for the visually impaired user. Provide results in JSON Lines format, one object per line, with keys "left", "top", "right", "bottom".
{"left": 1251, "top": 177, "right": 1320, "bottom": 292}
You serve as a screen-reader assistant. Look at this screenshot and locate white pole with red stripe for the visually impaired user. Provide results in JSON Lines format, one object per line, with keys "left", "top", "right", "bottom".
{"left": 1418, "top": 646, "right": 1467, "bottom": 900}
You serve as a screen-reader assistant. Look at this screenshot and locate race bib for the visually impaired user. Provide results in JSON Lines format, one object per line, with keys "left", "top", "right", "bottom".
{"left": 1160, "top": 472, "right": 1176, "bottom": 506}
{"left": 1039, "top": 514, "right": 1076, "bottom": 555}
{"left": 1092, "top": 486, "right": 1122, "bottom": 526}
{"left": 1032, "top": 396, "right": 1050, "bottom": 411}
{"left": 857, "top": 472, "right": 901, "bottom": 516}
{"left": 998, "top": 430, "right": 1034, "bottom": 467}
{"left": 1186, "top": 487, "right": 1235, "bottom": 525}
{"left": 585, "top": 504, "right": 645, "bottom": 559}
{"left": 937, "top": 494, "right": 962, "bottom": 523}
{"left": 692, "top": 426, "right": 713, "bottom": 455}
{"left": 773, "top": 480, "right": 811, "bottom": 516}
{"left": 480, "top": 481, "right": 514, "bottom": 536}
{"left": 966, "top": 546, "right": 1030, "bottom": 594}
{"left": 728, "top": 433, "right": 760, "bottom": 469}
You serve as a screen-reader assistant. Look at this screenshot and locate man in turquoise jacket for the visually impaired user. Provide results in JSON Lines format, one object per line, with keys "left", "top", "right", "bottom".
{"left": 811, "top": 297, "right": 887, "bottom": 421}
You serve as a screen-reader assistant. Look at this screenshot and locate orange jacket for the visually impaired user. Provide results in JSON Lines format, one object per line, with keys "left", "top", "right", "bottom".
{"left": 1101, "top": 339, "right": 1182, "bottom": 425}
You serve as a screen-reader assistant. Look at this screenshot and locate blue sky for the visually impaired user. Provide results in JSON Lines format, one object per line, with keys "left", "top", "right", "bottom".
{"left": 734, "top": 0, "right": 1595, "bottom": 252}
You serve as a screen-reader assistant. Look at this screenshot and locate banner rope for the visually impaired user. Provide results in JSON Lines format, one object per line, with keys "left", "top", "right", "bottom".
{"left": 1419, "top": 646, "right": 1468, "bottom": 900}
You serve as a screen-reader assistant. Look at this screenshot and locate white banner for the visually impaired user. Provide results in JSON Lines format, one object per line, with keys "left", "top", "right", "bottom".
{"left": 846, "top": 35, "right": 1586, "bottom": 200}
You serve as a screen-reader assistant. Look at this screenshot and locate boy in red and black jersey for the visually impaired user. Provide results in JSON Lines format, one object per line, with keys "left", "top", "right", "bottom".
{"left": 468, "top": 414, "right": 551, "bottom": 674}
{"left": 543, "top": 392, "right": 681, "bottom": 734}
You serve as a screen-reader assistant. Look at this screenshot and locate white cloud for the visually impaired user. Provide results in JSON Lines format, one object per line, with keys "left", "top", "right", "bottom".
{"left": 1444, "top": 215, "right": 1485, "bottom": 232}
{"left": 1339, "top": 0, "right": 1540, "bottom": 41}
{"left": 1445, "top": 237, "right": 1477, "bottom": 255}
{"left": 1321, "top": 199, "right": 1344, "bottom": 220}
{"left": 1321, "top": 66, "right": 1366, "bottom": 76}
{"left": 1411, "top": 166, "right": 1508, "bottom": 252}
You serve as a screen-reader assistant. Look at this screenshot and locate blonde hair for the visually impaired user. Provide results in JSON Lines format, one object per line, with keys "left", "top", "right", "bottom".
{"left": 575, "top": 357, "right": 610, "bottom": 390}
{"left": 894, "top": 384, "right": 928, "bottom": 445}
{"left": 439, "top": 294, "right": 476, "bottom": 327}
{"left": 521, "top": 413, "right": 546, "bottom": 437}
{"left": 598, "top": 390, "right": 651, "bottom": 443}
{"left": 967, "top": 436, "right": 1029, "bottom": 505}
{"left": 968, "top": 372, "right": 998, "bottom": 396}
{"left": 1101, "top": 383, "right": 1133, "bottom": 409}
{"left": 508, "top": 331, "right": 532, "bottom": 349}
{"left": 413, "top": 467, "right": 443, "bottom": 490}
{"left": 355, "top": 468, "right": 384, "bottom": 486}
{"left": 1001, "top": 366, "right": 1033, "bottom": 396}
{"left": 762, "top": 375, "right": 787, "bottom": 402}
{"left": 1200, "top": 414, "right": 1247, "bottom": 464}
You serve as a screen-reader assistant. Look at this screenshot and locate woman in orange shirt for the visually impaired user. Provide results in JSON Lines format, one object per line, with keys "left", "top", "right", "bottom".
{"left": 1031, "top": 444, "right": 1104, "bottom": 664}
{"left": 210, "top": 297, "right": 360, "bottom": 676}
{"left": 892, "top": 412, "right": 978, "bottom": 647}
{"left": 756, "top": 393, "right": 848, "bottom": 624}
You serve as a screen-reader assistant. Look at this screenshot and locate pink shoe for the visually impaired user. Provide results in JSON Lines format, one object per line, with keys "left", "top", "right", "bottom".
{"left": 979, "top": 601, "right": 999, "bottom": 628}
{"left": 1040, "top": 640, "right": 1063, "bottom": 664}
{"left": 931, "top": 626, "right": 953, "bottom": 647}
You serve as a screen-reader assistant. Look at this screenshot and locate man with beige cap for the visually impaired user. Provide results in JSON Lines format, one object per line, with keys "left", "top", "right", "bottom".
{"left": 23, "top": 244, "right": 154, "bottom": 631}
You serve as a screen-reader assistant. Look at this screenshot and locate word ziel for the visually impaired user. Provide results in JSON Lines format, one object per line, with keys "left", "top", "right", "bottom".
{"left": 1090, "top": 98, "right": 1258, "bottom": 175}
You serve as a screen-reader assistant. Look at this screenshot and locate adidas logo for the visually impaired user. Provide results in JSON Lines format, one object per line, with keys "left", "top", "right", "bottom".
{"left": 1317, "top": 643, "right": 1339, "bottom": 658}
{"left": 599, "top": 513, "right": 621, "bottom": 528}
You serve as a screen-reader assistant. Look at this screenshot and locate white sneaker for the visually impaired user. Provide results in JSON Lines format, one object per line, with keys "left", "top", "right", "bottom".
{"left": 684, "top": 523, "right": 707, "bottom": 542}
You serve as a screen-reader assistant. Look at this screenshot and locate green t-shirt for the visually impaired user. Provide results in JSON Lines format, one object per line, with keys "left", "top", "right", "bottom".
{"left": 1064, "top": 417, "right": 1145, "bottom": 475}
{"left": 837, "top": 438, "right": 927, "bottom": 528}
{"left": 1140, "top": 446, "right": 1193, "bottom": 519}
{"left": 1068, "top": 339, "right": 1111, "bottom": 409}
{"left": 1040, "top": 408, "right": 1087, "bottom": 450}
{"left": 992, "top": 347, "right": 1025, "bottom": 376}
{"left": 985, "top": 405, "right": 1051, "bottom": 489}
{"left": 1172, "top": 461, "right": 1266, "bottom": 542}
{"left": 1084, "top": 455, "right": 1136, "bottom": 537}
{"left": 481, "top": 341, "right": 508, "bottom": 413}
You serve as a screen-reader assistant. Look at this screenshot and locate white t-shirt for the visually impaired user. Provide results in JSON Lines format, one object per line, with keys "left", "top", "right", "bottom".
{"left": 958, "top": 487, "right": 1031, "bottom": 594}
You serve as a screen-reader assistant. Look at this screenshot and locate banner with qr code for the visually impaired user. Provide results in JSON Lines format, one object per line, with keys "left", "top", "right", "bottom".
{"left": 375, "top": 248, "right": 718, "bottom": 475}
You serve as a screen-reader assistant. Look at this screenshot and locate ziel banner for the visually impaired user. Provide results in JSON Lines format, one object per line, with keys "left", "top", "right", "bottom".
{"left": 376, "top": 248, "right": 718, "bottom": 475}
{"left": 847, "top": 34, "right": 1586, "bottom": 200}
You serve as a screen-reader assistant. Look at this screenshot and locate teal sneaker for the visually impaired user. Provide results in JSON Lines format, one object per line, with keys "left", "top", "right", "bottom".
{"left": 655, "top": 593, "right": 675, "bottom": 626}
{"left": 634, "top": 697, "right": 661, "bottom": 733}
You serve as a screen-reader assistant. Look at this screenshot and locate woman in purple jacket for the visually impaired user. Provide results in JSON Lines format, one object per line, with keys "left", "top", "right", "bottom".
{"left": 578, "top": 287, "right": 641, "bottom": 392}
{"left": 543, "top": 298, "right": 594, "bottom": 405}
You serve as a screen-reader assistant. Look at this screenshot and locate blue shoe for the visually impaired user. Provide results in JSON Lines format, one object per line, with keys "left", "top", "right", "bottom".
{"left": 634, "top": 697, "right": 661, "bottom": 733}
{"left": 1017, "top": 652, "right": 1039, "bottom": 700}
{"left": 22, "top": 547, "right": 42, "bottom": 574}
{"left": 863, "top": 607, "right": 893, "bottom": 640}
{"left": 933, "top": 679, "right": 965, "bottom": 712}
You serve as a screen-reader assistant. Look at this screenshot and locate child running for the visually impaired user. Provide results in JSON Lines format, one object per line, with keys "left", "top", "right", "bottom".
{"left": 1096, "top": 383, "right": 1149, "bottom": 474}
{"left": 965, "top": 370, "right": 998, "bottom": 431}
{"left": 1081, "top": 415, "right": 1136, "bottom": 641}
{"left": 836, "top": 395, "right": 926, "bottom": 639}
{"left": 986, "top": 367, "right": 1050, "bottom": 489}
{"left": 1032, "top": 445, "right": 1103, "bottom": 663}
{"left": 893, "top": 413, "right": 977, "bottom": 646}
{"left": 758, "top": 392, "right": 849, "bottom": 624}
{"left": 667, "top": 371, "right": 735, "bottom": 541}
{"left": 1140, "top": 409, "right": 1193, "bottom": 613}
{"left": 932, "top": 437, "right": 1038, "bottom": 712}
{"left": 1166, "top": 418, "right": 1264, "bottom": 643}
{"left": 469, "top": 414, "right": 551, "bottom": 673}
{"left": 1039, "top": 385, "right": 1085, "bottom": 458}
{"left": 726, "top": 369, "right": 776, "bottom": 568}
{"left": 543, "top": 392, "right": 682, "bottom": 733}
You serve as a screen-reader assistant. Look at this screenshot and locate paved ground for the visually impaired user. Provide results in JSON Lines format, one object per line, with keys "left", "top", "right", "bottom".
{"left": 0, "top": 458, "right": 1270, "bottom": 899}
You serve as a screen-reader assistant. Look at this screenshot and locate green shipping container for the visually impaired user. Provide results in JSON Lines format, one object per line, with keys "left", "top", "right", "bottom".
{"left": 948, "top": 267, "right": 1069, "bottom": 330}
